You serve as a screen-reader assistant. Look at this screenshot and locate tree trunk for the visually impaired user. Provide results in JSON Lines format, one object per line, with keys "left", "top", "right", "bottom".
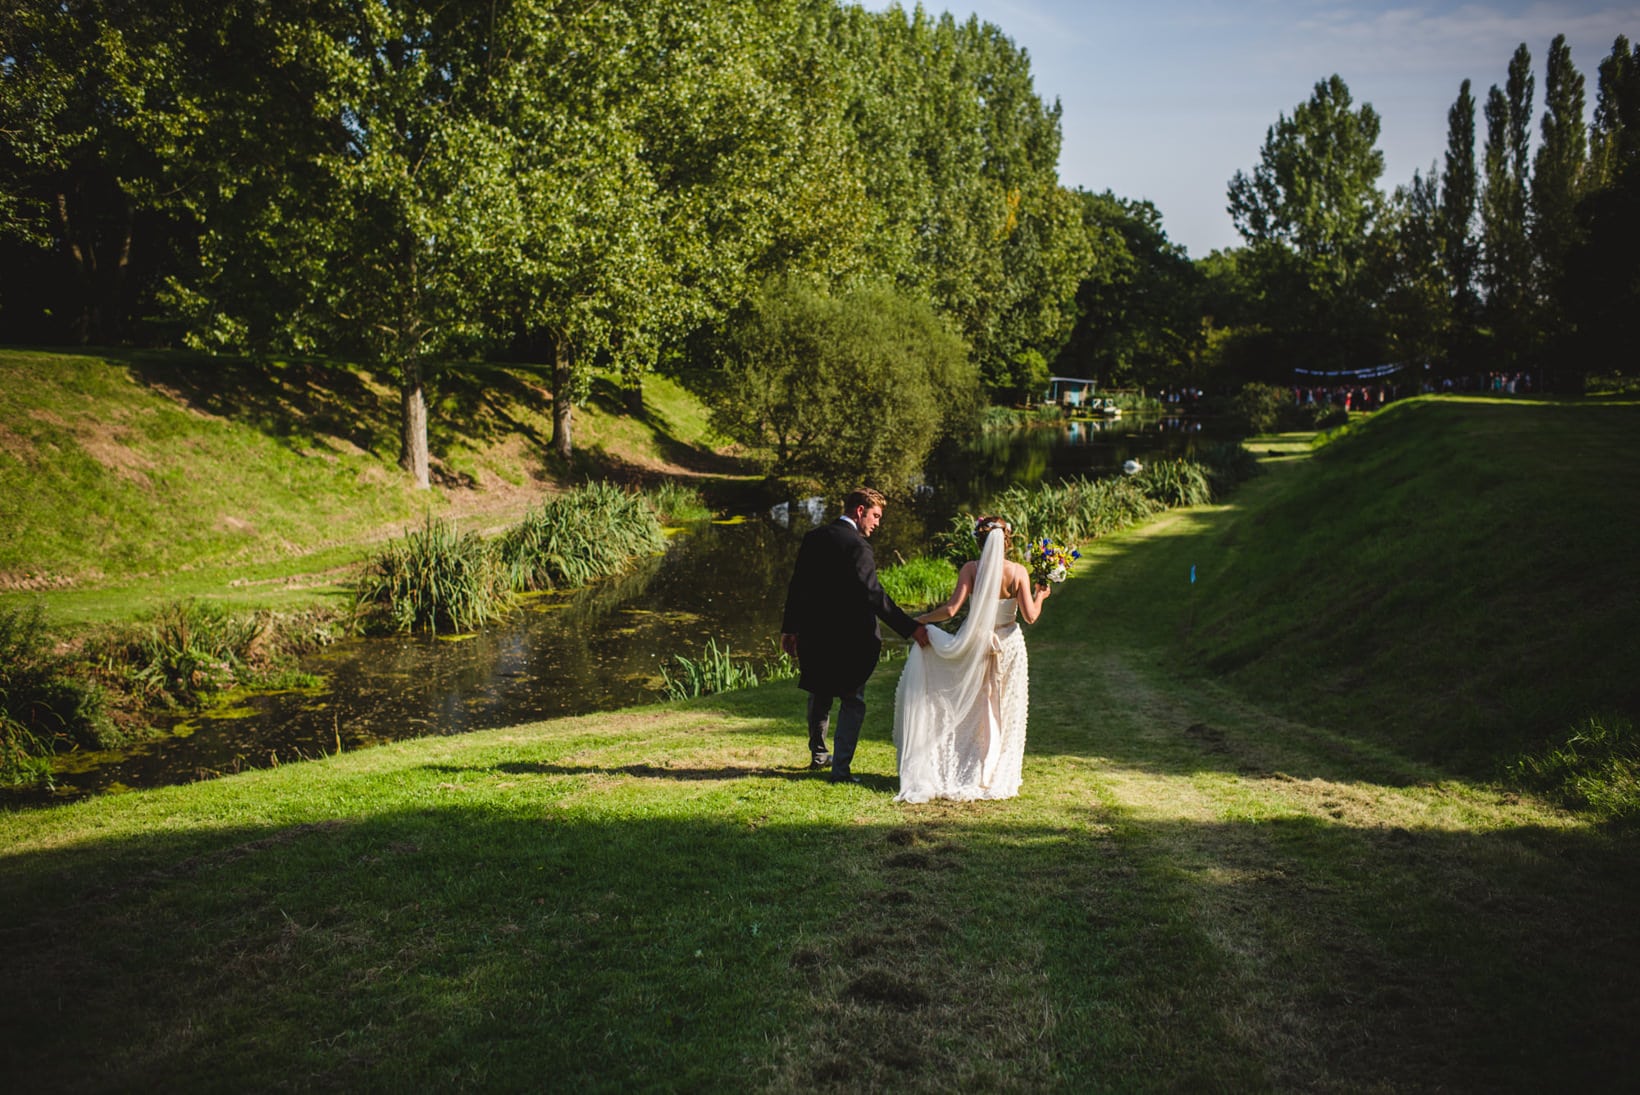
{"left": 551, "top": 337, "right": 573, "bottom": 459}
{"left": 399, "top": 359, "right": 431, "bottom": 489}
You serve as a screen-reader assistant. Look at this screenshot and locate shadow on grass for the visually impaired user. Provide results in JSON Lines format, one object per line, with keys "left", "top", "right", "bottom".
{"left": 2, "top": 795, "right": 1636, "bottom": 1090}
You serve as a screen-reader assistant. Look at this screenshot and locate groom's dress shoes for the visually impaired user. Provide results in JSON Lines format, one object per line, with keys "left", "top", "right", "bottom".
{"left": 828, "top": 773, "right": 860, "bottom": 784}
{"left": 810, "top": 751, "right": 832, "bottom": 769}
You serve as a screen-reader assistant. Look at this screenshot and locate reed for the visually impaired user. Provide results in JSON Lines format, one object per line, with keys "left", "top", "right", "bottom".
{"left": 355, "top": 515, "right": 513, "bottom": 635}
{"left": 647, "top": 481, "right": 713, "bottom": 524}
{"left": 126, "top": 598, "right": 265, "bottom": 704}
{"left": 1133, "top": 458, "right": 1214, "bottom": 508}
{"left": 660, "top": 638, "right": 762, "bottom": 700}
{"left": 0, "top": 602, "right": 113, "bottom": 784}
{"left": 879, "top": 556, "right": 959, "bottom": 608}
{"left": 498, "top": 481, "right": 667, "bottom": 592}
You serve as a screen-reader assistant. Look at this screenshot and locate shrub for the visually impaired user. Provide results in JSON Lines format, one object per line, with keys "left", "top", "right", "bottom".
{"left": 1229, "top": 382, "right": 1290, "bottom": 435}
{"left": 499, "top": 481, "right": 667, "bottom": 592}
{"left": 1198, "top": 442, "right": 1262, "bottom": 495}
{"left": 356, "top": 515, "right": 513, "bottom": 635}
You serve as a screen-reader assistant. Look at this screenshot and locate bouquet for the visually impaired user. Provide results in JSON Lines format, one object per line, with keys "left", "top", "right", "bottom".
{"left": 1028, "top": 537, "right": 1079, "bottom": 587}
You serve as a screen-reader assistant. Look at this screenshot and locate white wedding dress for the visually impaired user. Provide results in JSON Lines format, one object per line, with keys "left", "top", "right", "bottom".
{"left": 893, "top": 531, "right": 1030, "bottom": 803}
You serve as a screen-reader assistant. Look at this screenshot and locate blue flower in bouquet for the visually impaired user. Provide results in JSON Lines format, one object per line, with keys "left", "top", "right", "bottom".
{"left": 1029, "top": 537, "right": 1079, "bottom": 586}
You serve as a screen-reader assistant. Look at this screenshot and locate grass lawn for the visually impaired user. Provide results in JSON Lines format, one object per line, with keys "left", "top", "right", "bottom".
{"left": 3, "top": 395, "right": 1636, "bottom": 1090}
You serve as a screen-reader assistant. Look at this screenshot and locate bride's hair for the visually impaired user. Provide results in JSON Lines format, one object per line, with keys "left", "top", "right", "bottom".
{"left": 973, "top": 514, "right": 1013, "bottom": 552}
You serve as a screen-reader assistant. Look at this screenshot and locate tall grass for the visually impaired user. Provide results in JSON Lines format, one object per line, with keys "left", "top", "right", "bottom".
{"left": 498, "top": 481, "right": 667, "bottom": 592}
{"left": 879, "top": 556, "right": 959, "bottom": 607}
{"left": 647, "top": 481, "right": 712, "bottom": 524}
{"left": 1508, "top": 715, "right": 1640, "bottom": 819}
{"left": 126, "top": 598, "right": 264, "bottom": 705}
{"left": 1, "top": 603, "right": 114, "bottom": 784}
{"left": 660, "top": 639, "right": 767, "bottom": 700}
{"left": 355, "top": 515, "right": 513, "bottom": 635}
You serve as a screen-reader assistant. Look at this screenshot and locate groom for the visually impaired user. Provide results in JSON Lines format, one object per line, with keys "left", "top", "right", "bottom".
{"left": 780, "top": 487, "right": 928, "bottom": 783}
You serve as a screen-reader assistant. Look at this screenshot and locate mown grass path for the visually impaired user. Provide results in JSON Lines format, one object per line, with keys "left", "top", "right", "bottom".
{"left": 4, "top": 414, "right": 1637, "bottom": 1091}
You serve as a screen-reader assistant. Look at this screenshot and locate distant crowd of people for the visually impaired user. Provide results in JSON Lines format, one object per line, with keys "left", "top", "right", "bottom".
{"left": 1292, "top": 384, "right": 1404, "bottom": 411}
{"left": 1434, "top": 371, "right": 1536, "bottom": 395}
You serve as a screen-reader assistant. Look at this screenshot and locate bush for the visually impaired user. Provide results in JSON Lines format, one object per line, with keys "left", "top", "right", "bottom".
{"left": 1198, "top": 442, "right": 1263, "bottom": 495}
{"left": 356, "top": 515, "right": 513, "bottom": 635}
{"left": 126, "top": 599, "right": 264, "bottom": 705}
{"left": 499, "top": 481, "right": 667, "bottom": 592}
{"left": 1229, "top": 382, "right": 1290, "bottom": 435}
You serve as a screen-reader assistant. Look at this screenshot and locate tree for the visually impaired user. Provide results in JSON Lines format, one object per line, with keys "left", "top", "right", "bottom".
{"left": 1480, "top": 44, "right": 1535, "bottom": 368}
{"left": 711, "top": 277, "right": 977, "bottom": 490}
{"left": 1055, "top": 189, "right": 1202, "bottom": 391}
{"left": 1226, "top": 74, "right": 1387, "bottom": 372}
{"left": 1382, "top": 165, "right": 1448, "bottom": 368}
{"left": 1587, "top": 35, "right": 1640, "bottom": 190}
{"left": 0, "top": 0, "right": 194, "bottom": 343}
{"left": 1532, "top": 35, "right": 1588, "bottom": 304}
{"left": 1560, "top": 36, "right": 1640, "bottom": 378}
{"left": 1439, "top": 79, "right": 1480, "bottom": 368}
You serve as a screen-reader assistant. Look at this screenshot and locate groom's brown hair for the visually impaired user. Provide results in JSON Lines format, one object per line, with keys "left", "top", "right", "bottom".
{"left": 843, "top": 487, "right": 887, "bottom": 512}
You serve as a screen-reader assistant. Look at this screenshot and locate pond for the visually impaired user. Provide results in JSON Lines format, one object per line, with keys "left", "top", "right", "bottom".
{"left": 18, "top": 414, "right": 1221, "bottom": 804}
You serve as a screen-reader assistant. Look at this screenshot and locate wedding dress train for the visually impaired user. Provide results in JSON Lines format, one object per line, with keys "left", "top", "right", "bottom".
{"left": 893, "top": 532, "right": 1029, "bottom": 803}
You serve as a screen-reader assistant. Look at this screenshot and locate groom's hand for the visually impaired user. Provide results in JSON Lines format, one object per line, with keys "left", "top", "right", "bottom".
{"left": 911, "top": 624, "right": 930, "bottom": 648}
{"left": 780, "top": 633, "right": 799, "bottom": 657}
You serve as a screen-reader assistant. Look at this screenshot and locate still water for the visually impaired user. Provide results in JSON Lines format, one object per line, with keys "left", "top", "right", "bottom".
{"left": 27, "top": 415, "right": 1215, "bottom": 802}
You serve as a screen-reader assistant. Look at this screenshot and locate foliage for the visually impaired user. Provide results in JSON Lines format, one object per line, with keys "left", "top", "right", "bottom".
{"left": 1509, "top": 715, "right": 1640, "bottom": 819}
{"left": 657, "top": 637, "right": 794, "bottom": 700}
{"left": 710, "top": 277, "right": 979, "bottom": 490}
{"left": 1228, "top": 382, "right": 1291, "bottom": 435}
{"left": 647, "top": 481, "right": 712, "bottom": 525}
{"left": 1133, "top": 459, "right": 1214, "bottom": 509}
{"left": 497, "top": 482, "right": 667, "bottom": 593}
{"left": 124, "top": 598, "right": 264, "bottom": 707}
{"left": 355, "top": 516, "right": 513, "bottom": 635}
{"left": 1055, "top": 189, "right": 1204, "bottom": 390}
{"left": 878, "top": 556, "right": 959, "bottom": 608}
{"left": 0, "top": 603, "right": 113, "bottom": 783}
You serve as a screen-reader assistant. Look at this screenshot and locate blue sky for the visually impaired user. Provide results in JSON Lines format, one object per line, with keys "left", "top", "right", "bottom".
{"left": 917, "top": 1, "right": 1640, "bottom": 257}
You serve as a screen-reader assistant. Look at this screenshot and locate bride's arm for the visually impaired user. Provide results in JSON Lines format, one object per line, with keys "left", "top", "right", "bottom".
{"left": 1015, "top": 563, "right": 1051, "bottom": 624}
{"left": 916, "top": 560, "right": 977, "bottom": 624}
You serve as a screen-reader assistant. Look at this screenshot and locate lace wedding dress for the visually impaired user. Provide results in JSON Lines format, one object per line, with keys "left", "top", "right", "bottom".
{"left": 893, "top": 531, "right": 1029, "bottom": 803}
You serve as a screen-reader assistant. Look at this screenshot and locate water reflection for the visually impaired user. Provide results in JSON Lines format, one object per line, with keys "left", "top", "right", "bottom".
{"left": 15, "top": 415, "right": 1217, "bottom": 804}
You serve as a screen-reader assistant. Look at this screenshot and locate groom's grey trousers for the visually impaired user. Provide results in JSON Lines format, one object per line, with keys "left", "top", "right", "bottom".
{"left": 807, "top": 687, "right": 866, "bottom": 773}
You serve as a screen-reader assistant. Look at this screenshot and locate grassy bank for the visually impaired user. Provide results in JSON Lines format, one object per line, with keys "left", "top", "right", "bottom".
{"left": 2, "top": 395, "right": 1637, "bottom": 1090}
{"left": 0, "top": 349, "right": 739, "bottom": 625}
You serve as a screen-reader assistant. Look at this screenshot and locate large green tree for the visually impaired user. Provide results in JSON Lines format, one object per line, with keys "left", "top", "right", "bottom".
{"left": 1055, "top": 189, "right": 1202, "bottom": 391}
{"left": 1226, "top": 74, "right": 1387, "bottom": 372}
{"left": 1531, "top": 34, "right": 1588, "bottom": 315}
{"left": 1480, "top": 43, "right": 1535, "bottom": 368}
{"left": 711, "top": 277, "right": 977, "bottom": 490}
{"left": 1439, "top": 79, "right": 1480, "bottom": 369}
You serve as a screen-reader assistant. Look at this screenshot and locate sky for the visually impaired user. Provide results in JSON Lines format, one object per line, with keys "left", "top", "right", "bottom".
{"left": 918, "top": 1, "right": 1640, "bottom": 257}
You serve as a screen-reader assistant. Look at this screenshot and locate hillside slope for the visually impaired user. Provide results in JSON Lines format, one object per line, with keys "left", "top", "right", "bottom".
{"left": 0, "top": 350, "right": 735, "bottom": 617}
{"left": 1094, "top": 396, "right": 1640, "bottom": 770}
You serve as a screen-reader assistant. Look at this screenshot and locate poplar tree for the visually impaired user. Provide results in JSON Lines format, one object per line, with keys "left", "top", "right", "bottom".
{"left": 1439, "top": 79, "right": 1480, "bottom": 364}
{"left": 1587, "top": 35, "right": 1640, "bottom": 191}
{"left": 1480, "top": 44, "right": 1534, "bottom": 366}
{"left": 1531, "top": 35, "right": 1587, "bottom": 298}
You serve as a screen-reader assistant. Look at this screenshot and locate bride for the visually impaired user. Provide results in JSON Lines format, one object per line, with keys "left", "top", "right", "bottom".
{"left": 893, "top": 516, "right": 1050, "bottom": 803}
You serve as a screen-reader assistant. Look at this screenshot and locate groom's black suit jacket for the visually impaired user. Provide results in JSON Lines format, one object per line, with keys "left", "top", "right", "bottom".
{"left": 781, "top": 517, "right": 918, "bottom": 697}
